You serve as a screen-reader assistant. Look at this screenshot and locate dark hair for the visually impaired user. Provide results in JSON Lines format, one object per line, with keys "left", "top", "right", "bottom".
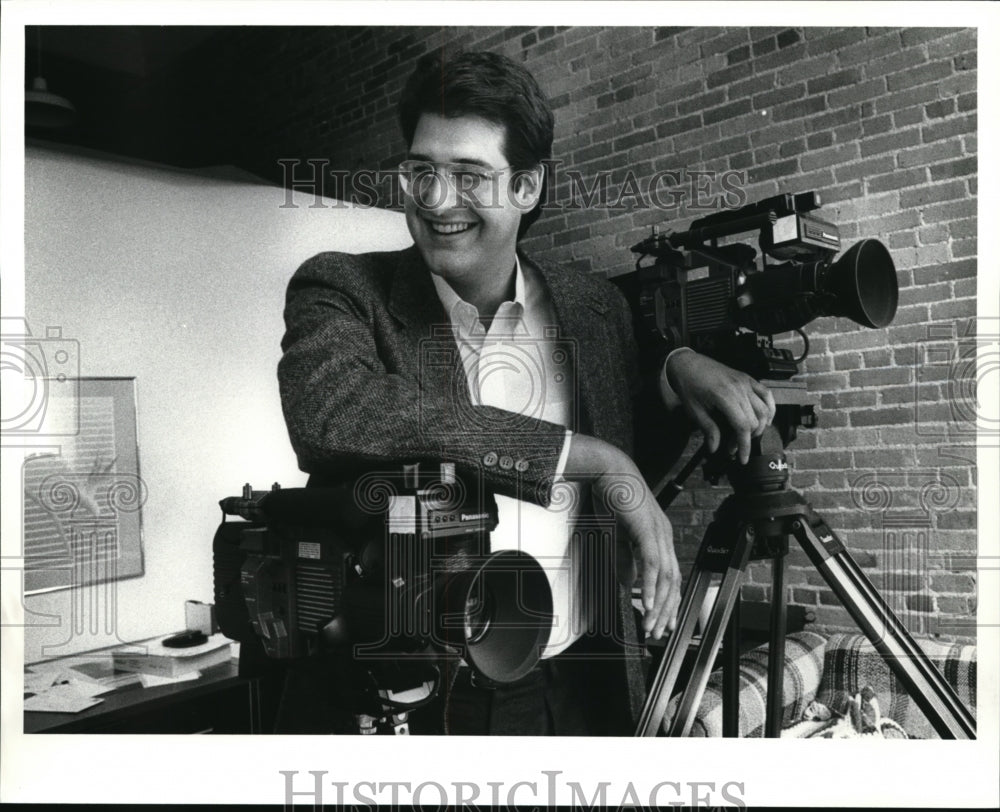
{"left": 398, "top": 50, "right": 554, "bottom": 239}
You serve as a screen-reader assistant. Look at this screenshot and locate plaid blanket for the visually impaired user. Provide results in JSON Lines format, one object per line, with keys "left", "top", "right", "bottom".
{"left": 660, "top": 630, "right": 975, "bottom": 738}
{"left": 661, "top": 630, "right": 827, "bottom": 737}
{"left": 815, "top": 632, "right": 977, "bottom": 740}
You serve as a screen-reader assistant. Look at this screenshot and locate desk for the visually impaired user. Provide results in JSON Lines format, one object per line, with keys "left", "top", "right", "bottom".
{"left": 25, "top": 656, "right": 266, "bottom": 734}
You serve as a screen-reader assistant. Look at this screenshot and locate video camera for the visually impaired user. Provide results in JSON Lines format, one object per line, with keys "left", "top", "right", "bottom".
{"left": 614, "top": 190, "right": 899, "bottom": 381}
{"left": 213, "top": 463, "right": 553, "bottom": 687}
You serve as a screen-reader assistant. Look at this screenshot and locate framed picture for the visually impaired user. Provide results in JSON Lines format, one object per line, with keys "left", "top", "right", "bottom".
{"left": 22, "top": 377, "right": 146, "bottom": 594}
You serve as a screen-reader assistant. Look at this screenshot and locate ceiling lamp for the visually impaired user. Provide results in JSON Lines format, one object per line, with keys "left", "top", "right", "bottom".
{"left": 25, "top": 28, "right": 77, "bottom": 129}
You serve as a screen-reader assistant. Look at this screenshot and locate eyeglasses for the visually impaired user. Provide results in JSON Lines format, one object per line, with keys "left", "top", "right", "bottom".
{"left": 397, "top": 159, "right": 512, "bottom": 198}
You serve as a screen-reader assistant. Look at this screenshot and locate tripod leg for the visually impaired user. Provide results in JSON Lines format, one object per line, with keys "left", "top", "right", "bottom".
{"left": 765, "top": 551, "right": 787, "bottom": 738}
{"left": 722, "top": 597, "right": 740, "bottom": 737}
{"left": 792, "top": 514, "right": 976, "bottom": 739}
{"left": 635, "top": 567, "right": 714, "bottom": 737}
{"left": 668, "top": 526, "right": 755, "bottom": 737}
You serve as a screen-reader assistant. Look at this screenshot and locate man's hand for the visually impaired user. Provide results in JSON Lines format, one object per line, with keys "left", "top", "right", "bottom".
{"left": 565, "top": 435, "right": 681, "bottom": 639}
{"left": 661, "top": 349, "right": 776, "bottom": 465}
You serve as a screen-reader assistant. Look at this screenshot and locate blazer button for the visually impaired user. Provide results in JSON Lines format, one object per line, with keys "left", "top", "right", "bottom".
{"left": 499, "top": 455, "right": 514, "bottom": 470}
{"left": 515, "top": 458, "right": 530, "bottom": 473}
{"left": 483, "top": 452, "right": 499, "bottom": 467}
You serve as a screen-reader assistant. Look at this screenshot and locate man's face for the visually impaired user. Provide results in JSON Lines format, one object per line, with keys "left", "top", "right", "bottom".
{"left": 404, "top": 113, "right": 538, "bottom": 290}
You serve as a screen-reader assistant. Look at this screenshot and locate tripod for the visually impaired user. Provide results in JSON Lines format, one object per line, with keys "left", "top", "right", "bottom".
{"left": 636, "top": 405, "right": 976, "bottom": 739}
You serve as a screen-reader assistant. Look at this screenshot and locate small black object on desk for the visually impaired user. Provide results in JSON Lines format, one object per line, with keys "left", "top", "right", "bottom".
{"left": 162, "top": 629, "right": 208, "bottom": 648}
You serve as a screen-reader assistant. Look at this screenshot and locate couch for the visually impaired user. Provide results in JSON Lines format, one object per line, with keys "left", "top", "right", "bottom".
{"left": 662, "top": 630, "right": 977, "bottom": 738}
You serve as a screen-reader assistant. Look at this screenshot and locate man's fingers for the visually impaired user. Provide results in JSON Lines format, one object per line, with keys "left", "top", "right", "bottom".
{"left": 648, "top": 517, "right": 680, "bottom": 639}
{"left": 731, "top": 412, "right": 752, "bottom": 464}
{"left": 750, "top": 379, "right": 777, "bottom": 430}
{"left": 753, "top": 379, "right": 777, "bottom": 420}
{"left": 749, "top": 393, "right": 771, "bottom": 436}
{"left": 689, "top": 403, "right": 721, "bottom": 452}
{"left": 640, "top": 547, "right": 658, "bottom": 613}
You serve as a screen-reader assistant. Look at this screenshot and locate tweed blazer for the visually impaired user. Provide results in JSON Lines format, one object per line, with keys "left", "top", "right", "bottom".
{"left": 278, "top": 244, "right": 687, "bottom": 731}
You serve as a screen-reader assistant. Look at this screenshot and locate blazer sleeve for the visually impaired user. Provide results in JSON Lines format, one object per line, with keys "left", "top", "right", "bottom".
{"left": 277, "top": 253, "right": 569, "bottom": 506}
{"left": 608, "top": 283, "right": 693, "bottom": 485}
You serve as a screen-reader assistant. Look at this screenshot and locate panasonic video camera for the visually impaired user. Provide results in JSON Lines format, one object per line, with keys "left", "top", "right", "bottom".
{"left": 213, "top": 463, "right": 553, "bottom": 685}
{"left": 614, "top": 190, "right": 899, "bottom": 381}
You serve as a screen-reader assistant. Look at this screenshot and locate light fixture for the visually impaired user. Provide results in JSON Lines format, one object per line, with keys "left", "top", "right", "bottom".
{"left": 25, "top": 27, "right": 77, "bottom": 129}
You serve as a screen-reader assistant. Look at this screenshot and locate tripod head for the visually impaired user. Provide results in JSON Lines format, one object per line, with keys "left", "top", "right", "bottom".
{"left": 656, "top": 380, "right": 818, "bottom": 508}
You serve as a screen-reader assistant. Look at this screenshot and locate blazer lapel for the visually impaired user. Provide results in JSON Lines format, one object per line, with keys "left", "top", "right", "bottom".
{"left": 387, "top": 246, "right": 469, "bottom": 405}
{"left": 524, "top": 253, "right": 616, "bottom": 441}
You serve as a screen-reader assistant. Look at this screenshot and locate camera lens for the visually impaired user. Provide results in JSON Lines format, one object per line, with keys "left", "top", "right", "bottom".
{"left": 463, "top": 583, "right": 494, "bottom": 645}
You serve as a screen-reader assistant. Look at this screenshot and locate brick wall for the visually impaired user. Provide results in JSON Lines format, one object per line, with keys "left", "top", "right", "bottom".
{"left": 215, "top": 26, "right": 979, "bottom": 643}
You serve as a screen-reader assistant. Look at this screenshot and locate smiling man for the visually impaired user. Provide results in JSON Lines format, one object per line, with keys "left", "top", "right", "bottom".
{"left": 277, "top": 50, "right": 774, "bottom": 735}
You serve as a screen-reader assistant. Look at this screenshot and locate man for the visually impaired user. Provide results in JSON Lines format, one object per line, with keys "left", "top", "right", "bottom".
{"left": 277, "top": 50, "right": 774, "bottom": 734}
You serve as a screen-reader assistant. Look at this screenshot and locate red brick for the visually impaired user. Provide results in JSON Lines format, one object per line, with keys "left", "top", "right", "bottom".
{"left": 803, "top": 28, "right": 860, "bottom": 54}
{"left": 950, "top": 239, "right": 977, "bottom": 260}
{"left": 938, "top": 511, "right": 976, "bottom": 530}
{"left": 862, "top": 114, "right": 893, "bottom": 137}
{"left": 929, "top": 156, "right": 977, "bottom": 182}
{"left": 936, "top": 71, "right": 976, "bottom": 98}
{"left": 727, "top": 72, "right": 777, "bottom": 100}
{"left": 837, "top": 31, "right": 903, "bottom": 68}
{"left": 920, "top": 198, "right": 976, "bottom": 223}
{"left": 930, "top": 572, "right": 976, "bottom": 593}
{"left": 865, "top": 45, "right": 928, "bottom": 78}
{"left": 930, "top": 298, "right": 976, "bottom": 320}
{"left": 900, "top": 28, "right": 957, "bottom": 47}
{"left": 859, "top": 128, "right": 921, "bottom": 158}
{"left": 887, "top": 59, "right": 953, "bottom": 92}
{"left": 893, "top": 106, "right": 924, "bottom": 128}
{"left": 702, "top": 98, "right": 753, "bottom": 125}
{"left": 875, "top": 82, "right": 939, "bottom": 114}
{"left": 957, "top": 92, "right": 976, "bottom": 113}
{"left": 899, "top": 180, "right": 968, "bottom": 209}
{"left": 850, "top": 407, "right": 914, "bottom": 426}
{"left": 922, "top": 114, "right": 977, "bottom": 143}
{"left": 752, "top": 84, "right": 806, "bottom": 110}
{"left": 827, "top": 78, "right": 888, "bottom": 109}
{"left": 889, "top": 231, "right": 917, "bottom": 249}
{"left": 755, "top": 41, "right": 809, "bottom": 73}
{"left": 905, "top": 594, "right": 935, "bottom": 613}
{"left": 800, "top": 142, "right": 860, "bottom": 171}
{"left": 820, "top": 390, "right": 877, "bottom": 410}
{"left": 897, "top": 139, "right": 963, "bottom": 169}
{"left": 948, "top": 218, "right": 977, "bottom": 240}
{"left": 849, "top": 367, "right": 913, "bottom": 387}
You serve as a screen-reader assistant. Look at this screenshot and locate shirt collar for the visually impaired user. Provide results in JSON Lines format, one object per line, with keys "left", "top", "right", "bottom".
{"left": 430, "top": 254, "right": 527, "bottom": 328}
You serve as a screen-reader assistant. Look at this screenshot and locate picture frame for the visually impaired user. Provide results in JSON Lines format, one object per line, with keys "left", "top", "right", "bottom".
{"left": 21, "top": 377, "right": 146, "bottom": 594}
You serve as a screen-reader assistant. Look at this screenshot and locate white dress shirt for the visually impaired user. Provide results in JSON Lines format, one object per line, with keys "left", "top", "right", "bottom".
{"left": 431, "top": 256, "right": 588, "bottom": 657}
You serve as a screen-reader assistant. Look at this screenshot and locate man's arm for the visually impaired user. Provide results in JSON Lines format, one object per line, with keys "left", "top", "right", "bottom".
{"left": 580, "top": 286, "right": 776, "bottom": 639}
{"left": 278, "top": 253, "right": 570, "bottom": 505}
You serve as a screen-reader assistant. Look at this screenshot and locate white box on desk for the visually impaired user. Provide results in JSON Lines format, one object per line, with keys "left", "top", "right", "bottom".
{"left": 112, "top": 633, "right": 234, "bottom": 678}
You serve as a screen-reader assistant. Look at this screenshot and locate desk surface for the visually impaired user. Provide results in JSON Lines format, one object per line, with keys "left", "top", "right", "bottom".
{"left": 25, "top": 658, "right": 246, "bottom": 733}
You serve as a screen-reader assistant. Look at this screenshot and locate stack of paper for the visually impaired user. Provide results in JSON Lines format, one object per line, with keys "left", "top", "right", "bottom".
{"left": 112, "top": 633, "right": 233, "bottom": 677}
